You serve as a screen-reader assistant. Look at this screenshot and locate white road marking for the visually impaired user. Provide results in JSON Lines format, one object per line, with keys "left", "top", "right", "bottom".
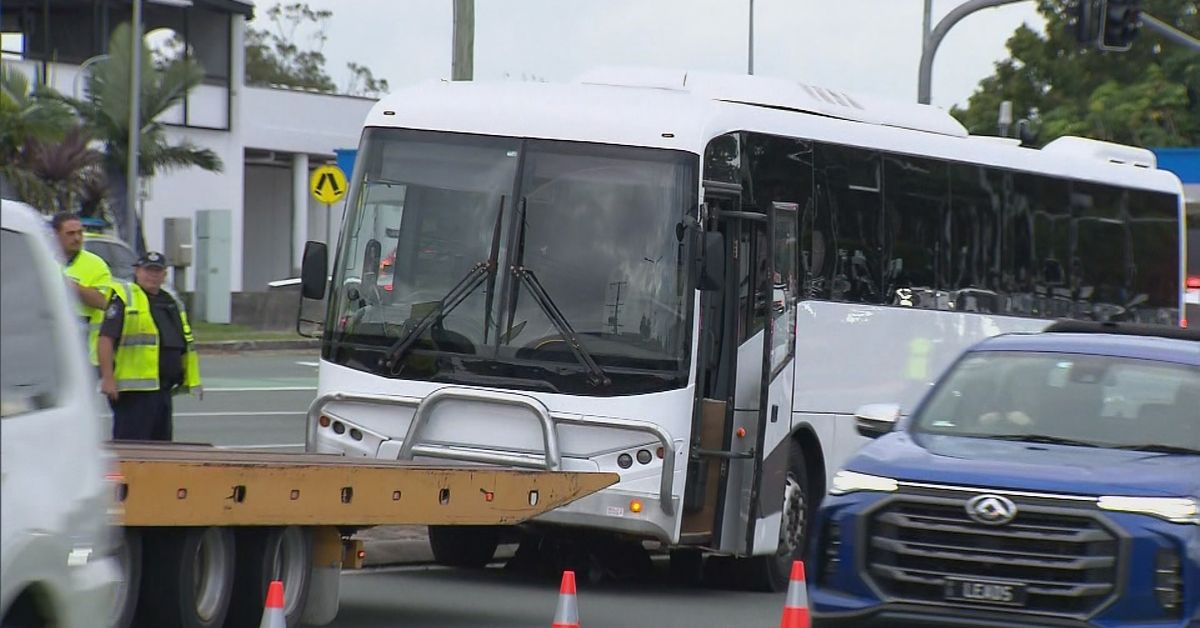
{"left": 295, "top": 361, "right": 320, "bottom": 367}
{"left": 175, "top": 411, "right": 304, "bottom": 417}
{"left": 204, "top": 386, "right": 317, "bottom": 392}
{"left": 217, "top": 443, "right": 306, "bottom": 450}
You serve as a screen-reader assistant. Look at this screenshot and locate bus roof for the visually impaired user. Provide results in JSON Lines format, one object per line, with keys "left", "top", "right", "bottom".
{"left": 364, "top": 68, "right": 1184, "bottom": 196}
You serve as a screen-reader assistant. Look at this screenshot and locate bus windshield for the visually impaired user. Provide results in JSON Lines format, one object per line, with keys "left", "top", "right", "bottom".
{"left": 326, "top": 128, "right": 698, "bottom": 396}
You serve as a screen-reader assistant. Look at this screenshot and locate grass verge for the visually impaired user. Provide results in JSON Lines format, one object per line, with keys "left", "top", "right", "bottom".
{"left": 190, "top": 322, "right": 302, "bottom": 343}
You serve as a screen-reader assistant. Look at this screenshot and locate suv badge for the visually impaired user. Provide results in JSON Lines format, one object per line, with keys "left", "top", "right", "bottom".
{"left": 966, "top": 494, "right": 1017, "bottom": 525}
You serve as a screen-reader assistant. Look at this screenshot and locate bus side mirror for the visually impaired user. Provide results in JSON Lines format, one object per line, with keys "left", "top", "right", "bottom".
{"left": 301, "top": 241, "right": 328, "bottom": 300}
{"left": 699, "top": 232, "right": 725, "bottom": 291}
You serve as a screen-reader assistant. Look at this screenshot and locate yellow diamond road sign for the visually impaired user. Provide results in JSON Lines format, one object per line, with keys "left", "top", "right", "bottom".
{"left": 310, "top": 165, "right": 348, "bottom": 204}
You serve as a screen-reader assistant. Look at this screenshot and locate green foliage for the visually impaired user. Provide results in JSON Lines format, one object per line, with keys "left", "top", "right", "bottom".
{"left": 50, "top": 23, "right": 222, "bottom": 247}
{"left": 245, "top": 3, "right": 391, "bottom": 98}
{"left": 952, "top": 0, "right": 1199, "bottom": 147}
{"left": 0, "top": 64, "right": 95, "bottom": 213}
{"left": 245, "top": 3, "right": 336, "bottom": 92}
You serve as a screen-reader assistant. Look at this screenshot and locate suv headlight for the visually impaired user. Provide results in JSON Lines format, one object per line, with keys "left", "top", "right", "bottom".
{"left": 1097, "top": 496, "right": 1200, "bottom": 524}
{"left": 830, "top": 470, "right": 899, "bottom": 496}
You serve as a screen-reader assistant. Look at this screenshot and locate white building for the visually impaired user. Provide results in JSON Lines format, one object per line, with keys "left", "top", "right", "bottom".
{"left": 2, "top": 0, "right": 375, "bottom": 296}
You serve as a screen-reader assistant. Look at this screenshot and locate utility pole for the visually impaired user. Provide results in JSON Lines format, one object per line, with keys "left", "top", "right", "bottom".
{"left": 917, "top": 0, "right": 1026, "bottom": 104}
{"left": 127, "top": 0, "right": 142, "bottom": 251}
{"left": 452, "top": 0, "right": 474, "bottom": 81}
{"left": 747, "top": 0, "right": 755, "bottom": 75}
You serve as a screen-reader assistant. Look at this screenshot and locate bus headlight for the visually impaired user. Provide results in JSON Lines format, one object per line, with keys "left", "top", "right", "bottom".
{"left": 1097, "top": 496, "right": 1200, "bottom": 524}
{"left": 829, "top": 470, "right": 899, "bottom": 496}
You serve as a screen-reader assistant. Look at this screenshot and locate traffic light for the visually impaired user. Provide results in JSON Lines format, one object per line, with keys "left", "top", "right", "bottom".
{"left": 1098, "top": 0, "right": 1142, "bottom": 51}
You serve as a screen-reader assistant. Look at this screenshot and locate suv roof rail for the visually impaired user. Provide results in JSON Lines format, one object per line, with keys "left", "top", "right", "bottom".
{"left": 1043, "top": 319, "right": 1200, "bottom": 341}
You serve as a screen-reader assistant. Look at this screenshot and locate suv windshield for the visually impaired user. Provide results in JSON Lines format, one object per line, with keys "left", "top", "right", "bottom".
{"left": 912, "top": 350, "right": 1200, "bottom": 451}
{"left": 326, "top": 128, "right": 698, "bottom": 396}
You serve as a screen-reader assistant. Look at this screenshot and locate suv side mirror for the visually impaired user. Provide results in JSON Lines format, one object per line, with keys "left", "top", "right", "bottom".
{"left": 301, "top": 241, "right": 328, "bottom": 300}
{"left": 699, "top": 232, "right": 725, "bottom": 291}
{"left": 855, "top": 403, "right": 900, "bottom": 438}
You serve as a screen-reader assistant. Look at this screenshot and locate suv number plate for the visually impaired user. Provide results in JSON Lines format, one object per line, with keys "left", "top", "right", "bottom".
{"left": 944, "top": 577, "right": 1028, "bottom": 607}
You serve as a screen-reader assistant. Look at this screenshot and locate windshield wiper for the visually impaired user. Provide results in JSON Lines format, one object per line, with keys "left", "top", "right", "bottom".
{"left": 1111, "top": 443, "right": 1200, "bottom": 455}
{"left": 986, "top": 434, "right": 1101, "bottom": 447}
{"left": 383, "top": 196, "right": 506, "bottom": 372}
{"left": 508, "top": 199, "right": 611, "bottom": 387}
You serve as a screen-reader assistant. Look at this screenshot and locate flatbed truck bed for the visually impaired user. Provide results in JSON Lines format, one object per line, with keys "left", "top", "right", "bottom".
{"left": 106, "top": 442, "right": 617, "bottom": 628}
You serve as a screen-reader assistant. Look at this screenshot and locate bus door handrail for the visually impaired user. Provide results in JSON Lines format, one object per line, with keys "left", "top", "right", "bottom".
{"left": 308, "top": 388, "right": 677, "bottom": 515}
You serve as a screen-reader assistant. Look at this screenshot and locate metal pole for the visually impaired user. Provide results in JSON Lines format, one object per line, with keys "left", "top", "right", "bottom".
{"left": 127, "top": 0, "right": 142, "bottom": 249}
{"left": 748, "top": 0, "right": 755, "bottom": 75}
{"left": 451, "top": 0, "right": 474, "bottom": 81}
{"left": 923, "top": 0, "right": 933, "bottom": 42}
{"left": 1141, "top": 13, "right": 1200, "bottom": 52}
{"left": 918, "top": 0, "right": 1027, "bottom": 104}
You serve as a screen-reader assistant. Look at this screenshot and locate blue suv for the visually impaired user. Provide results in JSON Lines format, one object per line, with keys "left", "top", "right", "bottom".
{"left": 809, "top": 321, "right": 1199, "bottom": 627}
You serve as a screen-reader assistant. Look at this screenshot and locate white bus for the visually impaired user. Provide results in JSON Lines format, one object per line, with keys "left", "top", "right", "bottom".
{"left": 299, "top": 68, "right": 1187, "bottom": 591}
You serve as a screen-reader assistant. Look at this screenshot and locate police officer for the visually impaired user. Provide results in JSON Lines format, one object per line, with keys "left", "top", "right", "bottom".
{"left": 52, "top": 212, "right": 113, "bottom": 366}
{"left": 97, "top": 251, "right": 203, "bottom": 441}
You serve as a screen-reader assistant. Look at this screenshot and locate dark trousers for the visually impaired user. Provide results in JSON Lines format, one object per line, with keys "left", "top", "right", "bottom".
{"left": 110, "top": 388, "right": 174, "bottom": 441}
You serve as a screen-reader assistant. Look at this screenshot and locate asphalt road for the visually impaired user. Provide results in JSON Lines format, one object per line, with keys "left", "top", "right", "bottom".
{"left": 331, "top": 564, "right": 785, "bottom": 628}
{"left": 171, "top": 349, "right": 318, "bottom": 450}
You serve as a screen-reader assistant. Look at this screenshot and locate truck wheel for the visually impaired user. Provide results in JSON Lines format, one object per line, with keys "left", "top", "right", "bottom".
{"left": 227, "top": 526, "right": 312, "bottom": 628}
{"left": 108, "top": 527, "right": 142, "bottom": 628}
{"left": 428, "top": 525, "right": 500, "bottom": 568}
{"left": 137, "top": 527, "right": 236, "bottom": 628}
{"left": 742, "top": 440, "right": 809, "bottom": 592}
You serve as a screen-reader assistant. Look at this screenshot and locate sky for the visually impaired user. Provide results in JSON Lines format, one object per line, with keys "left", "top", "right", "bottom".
{"left": 248, "top": 0, "right": 1045, "bottom": 111}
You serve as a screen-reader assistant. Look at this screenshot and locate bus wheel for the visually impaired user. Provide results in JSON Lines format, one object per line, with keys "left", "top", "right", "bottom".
{"left": 744, "top": 440, "right": 809, "bottom": 592}
{"left": 428, "top": 525, "right": 500, "bottom": 568}
{"left": 227, "top": 526, "right": 312, "bottom": 628}
{"left": 108, "top": 527, "right": 142, "bottom": 628}
{"left": 137, "top": 527, "right": 236, "bottom": 628}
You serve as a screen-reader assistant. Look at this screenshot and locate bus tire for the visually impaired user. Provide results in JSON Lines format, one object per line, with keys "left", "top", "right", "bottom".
{"left": 108, "top": 527, "right": 142, "bottom": 628}
{"left": 428, "top": 525, "right": 500, "bottom": 568}
{"left": 227, "top": 526, "right": 312, "bottom": 628}
{"left": 744, "top": 440, "right": 809, "bottom": 592}
{"left": 136, "top": 527, "right": 235, "bottom": 628}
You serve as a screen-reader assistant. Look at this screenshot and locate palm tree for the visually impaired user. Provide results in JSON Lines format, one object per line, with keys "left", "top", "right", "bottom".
{"left": 14, "top": 126, "right": 106, "bottom": 214}
{"left": 56, "top": 22, "right": 223, "bottom": 252}
{"left": 0, "top": 63, "right": 75, "bottom": 203}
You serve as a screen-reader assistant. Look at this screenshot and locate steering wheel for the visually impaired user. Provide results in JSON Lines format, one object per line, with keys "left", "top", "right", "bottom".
{"left": 515, "top": 334, "right": 574, "bottom": 362}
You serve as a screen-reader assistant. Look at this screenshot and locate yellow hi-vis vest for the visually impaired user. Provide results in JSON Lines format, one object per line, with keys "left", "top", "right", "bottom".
{"left": 65, "top": 249, "right": 113, "bottom": 366}
{"left": 111, "top": 282, "right": 202, "bottom": 392}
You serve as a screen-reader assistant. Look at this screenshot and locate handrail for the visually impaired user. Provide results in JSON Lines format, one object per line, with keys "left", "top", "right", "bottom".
{"left": 306, "top": 387, "right": 677, "bottom": 515}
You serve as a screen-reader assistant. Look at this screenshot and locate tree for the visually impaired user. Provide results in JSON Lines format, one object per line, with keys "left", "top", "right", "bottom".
{"left": 56, "top": 22, "right": 222, "bottom": 252}
{"left": 13, "top": 126, "right": 106, "bottom": 216}
{"left": 245, "top": 3, "right": 336, "bottom": 92}
{"left": 0, "top": 64, "right": 77, "bottom": 205}
{"left": 245, "top": 3, "right": 392, "bottom": 98}
{"left": 952, "top": 0, "right": 1199, "bottom": 148}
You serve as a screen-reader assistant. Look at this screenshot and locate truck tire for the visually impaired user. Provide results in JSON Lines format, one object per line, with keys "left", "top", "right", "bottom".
{"left": 741, "top": 440, "right": 810, "bottom": 592}
{"left": 226, "top": 526, "right": 312, "bottom": 628}
{"left": 136, "top": 527, "right": 236, "bottom": 628}
{"left": 108, "top": 527, "right": 142, "bottom": 628}
{"left": 428, "top": 525, "right": 500, "bottom": 568}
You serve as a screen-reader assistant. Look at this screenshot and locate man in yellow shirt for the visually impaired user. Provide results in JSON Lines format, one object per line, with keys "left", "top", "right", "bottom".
{"left": 52, "top": 212, "right": 113, "bottom": 366}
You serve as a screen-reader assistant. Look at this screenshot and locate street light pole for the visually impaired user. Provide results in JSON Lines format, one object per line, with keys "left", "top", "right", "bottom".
{"left": 127, "top": 0, "right": 142, "bottom": 251}
{"left": 917, "top": 0, "right": 1026, "bottom": 104}
{"left": 748, "top": 0, "right": 755, "bottom": 75}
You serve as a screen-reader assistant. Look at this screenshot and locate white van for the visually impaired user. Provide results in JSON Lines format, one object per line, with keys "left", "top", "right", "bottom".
{"left": 0, "top": 200, "right": 121, "bottom": 628}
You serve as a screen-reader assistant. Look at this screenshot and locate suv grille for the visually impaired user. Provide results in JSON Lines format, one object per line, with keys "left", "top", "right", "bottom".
{"left": 866, "top": 496, "right": 1120, "bottom": 617}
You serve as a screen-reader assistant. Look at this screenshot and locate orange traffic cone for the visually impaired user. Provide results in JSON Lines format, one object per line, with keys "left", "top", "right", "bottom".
{"left": 779, "top": 560, "right": 810, "bottom": 628}
{"left": 551, "top": 570, "right": 580, "bottom": 628}
{"left": 259, "top": 580, "right": 286, "bottom": 628}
